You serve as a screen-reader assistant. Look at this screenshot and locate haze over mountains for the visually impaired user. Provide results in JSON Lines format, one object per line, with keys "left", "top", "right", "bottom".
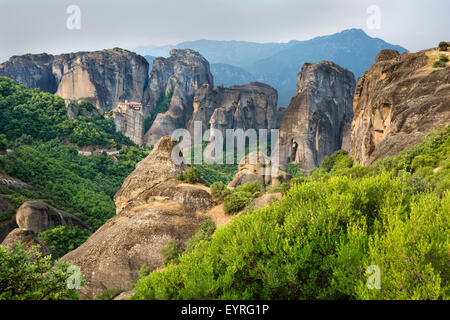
{"left": 134, "top": 29, "right": 407, "bottom": 106}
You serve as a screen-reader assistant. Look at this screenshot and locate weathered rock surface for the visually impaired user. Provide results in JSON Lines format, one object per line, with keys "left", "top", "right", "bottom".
{"left": 350, "top": 48, "right": 450, "bottom": 165}
{"left": 0, "top": 48, "right": 150, "bottom": 114}
{"left": 113, "top": 101, "right": 145, "bottom": 146}
{"left": 0, "top": 53, "right": 57, "bottom": 93}
{"left": 279, "top": 62, "right": 356, "bottom": 172}
{"left": 145, "top": 49, "right": 214, "bottom": 145}
{"left": 63, "top": 136, "right": 214, "bottom": 298}
{"left": 16, "top": 201, "right": 92, "bottom": 234}
{"left": 228, "top": 152, "right": 292, "bottom": 189}
{"left": 1, "top": 228, "right": 51, "bottom": 257}
{"left": 189, "top": 82, "right": 282, "bottom": 135}
{"left": 0, "top": 217, "right": 18, "bottom": 243}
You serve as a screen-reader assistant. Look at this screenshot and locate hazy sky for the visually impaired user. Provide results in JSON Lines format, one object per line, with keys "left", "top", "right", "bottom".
{"left": 1, "top": 0, "right": 449, "bottom": 61}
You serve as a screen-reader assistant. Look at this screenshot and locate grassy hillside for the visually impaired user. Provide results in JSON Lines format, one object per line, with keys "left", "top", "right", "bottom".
{"left": 132, "top": 126, "right": 449, "bottom": 300}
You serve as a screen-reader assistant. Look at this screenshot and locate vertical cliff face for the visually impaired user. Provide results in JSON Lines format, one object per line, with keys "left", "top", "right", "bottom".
{"left": 0, "top": 53, "right": 57, "bottom": 93}
{"left": 145, "top": 49, "right": 214, "bottom": 146}
{"left": 189, "top": 82, "right": 281, "bottom": 136}
{"left": 52, "top": 48, "right": 150, "bottom": 113}
{"left": 0, "top": 48, "right": 150, "bottom": 114}
{"left": 279, "top": 62, "right": 356, "bottom": 172}
{"left": 113, "top": 102, "right": 145, "bottom": 146}
{"left": 350, "top": 49, "right": 450, "bottom": 165}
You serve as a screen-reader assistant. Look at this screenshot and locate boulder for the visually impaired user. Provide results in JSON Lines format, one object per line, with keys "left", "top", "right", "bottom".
{"left": 16, "top": 201, "right": 92, "bottom": 234}
{"left": 63, "top": 136, "right": 214, "bottom": 298}
{"left": 279, "top": 61, "right": 356, "bottom": 172}
{"left": 1, "top": 228, "right": 51, "bottom": 257}
{"left": 350, "top": 48, "right": 450, "bottom": 165}
{"left": 228, "top": 152, "right": 292, "bottom": 189}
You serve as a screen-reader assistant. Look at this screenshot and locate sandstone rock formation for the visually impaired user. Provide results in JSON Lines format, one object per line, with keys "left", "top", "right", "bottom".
{"left": 350, "top": 48, "right": 450, "bottom": 165}
{"left": 1, "top": 228, "right": 51, "bottom": 257}
{"left": 113, "top": 101, "right": 145, "bottom": 146}
{"left": 228, "top": 152, "right": 292, "bottom": 189}
{"left": 63, "top": 137, "right": 215, "bottom": 298}
{"left": 0, "top": 53, "right": 57, "bottom": 93}
{"left": 16, "top": 201, "right": 92, "bottom": 234}
{"left": 0, "top": 48, "right": 150, "bottom": 114}
{"left": 279, "top": 62, "right": 356, "bottom": 172}
{"left": 189, "top": 82, "right": 282, "bottom": 135}
{"left": 145, "top": 49, "right": 214, "bottom": 145}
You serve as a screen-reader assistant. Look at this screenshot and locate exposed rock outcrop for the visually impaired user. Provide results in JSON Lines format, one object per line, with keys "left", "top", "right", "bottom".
{"left": 0, "top": 48, "right": 150, "bottom": 114}
{"left": 63, "top": 136, "right": 214, "bottom": 298}
{"left": 145, "top": 49, "right": 214, "bottom": 145}
{"left": 279, "top": 62, "right": 356, "bottom": 172}
{"left": 350, "top": 48, "right": 450, "bottom": 165}
{"left": 1, "top": 228, "right": 51, "bottom": 257}
{"left": 113, "top": 101, "right": 145, "bottom": 146}
{"left": 228, "top": 152, "right": 292, "bottom": 189}
{"left": 189, "top": 82, "right": 282, "bottom": 135}
{"left": 16, "top": 201, "right": 92, "bottom": 234}
{"left": 0, "top": 53, "right": 57, "bottom": 93}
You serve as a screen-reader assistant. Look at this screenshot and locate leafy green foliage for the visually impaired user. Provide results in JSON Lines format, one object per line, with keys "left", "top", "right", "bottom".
{"left": 210, "top": 182, "right": 231, "bottom": 200}
{"left": 0, "top": 76, "right": 133, "bottom": 148}
{"left": 138, "top": 263, "right": 150, "bottom": 280}
{"left": 184, "top": 220, "right": 216, "bottom": 254}
{"left": 161, "top": 240, "right": 182, "bottom": 266}
{"left": 37, "top": 226, "right": 91, "bottom": 259}
{"left": 235, "top": 181, "right": 264, "bottom": 197}
{"left": 132, "top": 127, "right": 449, "bottom": 300}
{"left": 0, "top": 134, "right": 7, "bottom": 150}
{"left": 223, "top": 191, "right": 253, "bottom": 215}
{"left": 439, "top": 41, "right": 449, "bottom": 51}
{"left": 321, "top": 150, "right": 354, "bottom": 173}
{"left": 176, "top": 167, "right": 202, "bottom": 184}
{"left": 0, "top": 142, "right": 149, "bottom": 229}
{"left": 0, "top": 243, "right": 83, "bottom": 300}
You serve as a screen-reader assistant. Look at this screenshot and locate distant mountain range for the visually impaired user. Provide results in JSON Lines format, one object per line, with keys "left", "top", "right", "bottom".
{"left": 134, "top": 29, "right": 407, "bottom": 106}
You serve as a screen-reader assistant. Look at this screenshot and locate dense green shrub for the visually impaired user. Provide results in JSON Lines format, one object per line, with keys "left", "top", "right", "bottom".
{"left": 0, "top": 243, "right": 83, "bottom": 300}
{"left": 0, "top": 142, "right": 148, "bottom": 229}
{"left": 223, "top": 191, "right": 253, "bottom": 215}
{"left": 0, "top": 76, "right": 133, "bottom": 148}
{"left": 37, "top": 226, "right": 91, "bottom": 259}
{"left": 176, "top": 167, "right": 202, "bottom": 184}
{"left": 0, "top": 134, "right": 7, "bottom": 150}
{"left": 210, "top": 182, "right": 231, "bottom": 200}
{"left": 235, "top": 181, "right": 264, "bottom": 197}
{"left": 440, "top": 55, "right": 449, "bottom": 63}
{"left": 132, "top": 173, "right": 449, "bottom": 300}
{"left": 439, "top": 41, "right": 448, "bottom": 51}
{"left": 161, "top": 240, "right": 182, "bottom": 266}
{"left": 321, "top": 150, "right": 354, "bottom": 173}
{"left": 184, "top": 220, "right": 216, "bottom": 254}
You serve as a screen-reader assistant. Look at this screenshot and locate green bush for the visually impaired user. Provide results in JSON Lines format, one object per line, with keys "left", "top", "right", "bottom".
{"left": 440, "top": 55, "right": 449, "bottom": 63}
{"left": 235, "top": 181, "right": 263, "bottom": 197}
{"left": 177, "top": 167, "right": 202, "bottom": 184}
{"left": 411, "top": 155, "right": 436, "bottom": 171}
{"left": 0, "top": 243, "right": 83, "bottom": 300}
{"left": 321, "top": 150, "right": 354, "bottom": 173}
{"left": 0, "top": 134, "right": 7, "bottom": 150}
{"left": 133, "top": 173, "right": 449, "bottom": 300}
{"left": 161, "top": 240, "right": 182, "bottom": 266}
{"left": 433, "top": 60, "right": 447, "bottom": 68}
{"left": 223, "top": 191, "right": 253, "bottom": 215}
{"left": 37, "top": 226, "right": 91, "bottom": 259}
{"left": 185, "top": 220, "right": 216, "bottom": 254}
{"left": 138, "top": 263, "right": 150, "bottom": 279}
{"left": 210, "top": 182, "right": 231, "bottom": 200}
{"left": 439, "top": 41, "right": 449, "bottom": 51}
